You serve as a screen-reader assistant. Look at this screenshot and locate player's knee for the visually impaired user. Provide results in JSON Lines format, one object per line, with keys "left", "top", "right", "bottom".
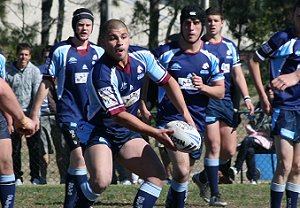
{"left": 291, "top": 162, "right": 300, "bottom": 175}
{"left": 0, "top": 157, "right": 13, "bottom": 174}
{"left": 89, "top": 176, "right": 111, "bottom": 194}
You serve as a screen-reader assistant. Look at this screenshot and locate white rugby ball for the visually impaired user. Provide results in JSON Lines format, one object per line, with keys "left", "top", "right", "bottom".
{"left": 166, "top": 120, "right": 201, "bottom": 153}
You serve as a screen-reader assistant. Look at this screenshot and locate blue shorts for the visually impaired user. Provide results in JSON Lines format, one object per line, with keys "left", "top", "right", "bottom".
{"left": 157, "top": 123, "right": 203, "bottom": 160}
{"left": 0, "top": 112, "right": 10, "bottom": 139}
{"left": 76, "top": 121, "right": 141, "bottom": 156}
{"left": 205, "top": 99, "right": 238, "bottom": 128}
{"left": 272, "top": 109, "right": 300, "bottom": 143}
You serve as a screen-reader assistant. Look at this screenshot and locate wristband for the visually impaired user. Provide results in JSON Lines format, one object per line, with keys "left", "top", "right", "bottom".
{"left": 243, "top": 96, "right": 251, "bottom": 102}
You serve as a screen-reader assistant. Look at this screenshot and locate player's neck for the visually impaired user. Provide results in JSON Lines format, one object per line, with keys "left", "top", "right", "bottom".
{"left": 72, "top": 37, "right": 89, "bottom": 50}
{"left": 179, "top": 38, "right": 202, "bottom": 53}
{"left": 206, "top": 33, "right": 222, "bottom": 43}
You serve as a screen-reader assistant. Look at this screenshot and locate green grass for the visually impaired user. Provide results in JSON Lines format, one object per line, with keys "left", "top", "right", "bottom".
{"left": 15, "top": 183, "right": 273, "bottom": 208}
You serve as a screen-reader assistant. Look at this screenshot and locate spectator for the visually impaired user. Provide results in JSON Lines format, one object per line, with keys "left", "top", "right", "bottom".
{"left": 6, "top": 43, "right": 42, "bottom": 185}
{"left": 229, "top": 84, "right": 274, "bottom": 184}
{"left": 37, "top": 45, "right": 70, "bottom": 184}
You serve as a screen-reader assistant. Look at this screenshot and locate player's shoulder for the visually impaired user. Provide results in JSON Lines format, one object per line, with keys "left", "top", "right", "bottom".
{"left": 270, "top": 28, "right": 295, "bottom": 44}
{"left": 89, "top": 41, "right": 105, "bottom": 53}
{"left": 153, "top": 42, "right": 179, "bottom": 57}
{"left": 128, "top": 45, "right": 154, "bottom": 60}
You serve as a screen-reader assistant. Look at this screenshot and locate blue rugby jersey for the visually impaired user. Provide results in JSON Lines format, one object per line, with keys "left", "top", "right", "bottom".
{"left": 152, "top": 41, "right": 224, "bottom": 132}
{"left": 255, "top": 28, "right": 300, "bottom": 110}
{"left": 0, "top": 51, "right": 6, "bottom": 79}
{"left": 43, "top": 37, "right": 104, "bottom": 124}
{"left": 87, "top": 46, "right": 171, "bottom": 136}
{"left": 202, "top": 37, "right": 241, "bottom": 100}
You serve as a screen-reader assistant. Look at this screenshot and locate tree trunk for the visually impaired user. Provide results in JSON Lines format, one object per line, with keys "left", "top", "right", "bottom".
{"left": 98, "top": 0, "right": 109, "bottom": 45}
{"left": 41, "top": 0, "right": 53, "bottom": 46}
{"left": 54, "top": 0, "right": 64, "bottom": 44}
{"left": 148, "top": 0, "right": 159, "bottom": 50}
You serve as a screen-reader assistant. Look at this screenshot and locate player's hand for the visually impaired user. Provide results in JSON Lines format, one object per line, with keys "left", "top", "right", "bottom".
{"left": 14, "top": 116, "right": 35, "bottom": 137}
{"left": 245, "top": 99, "right": 255, "bottom": 116}
{"left": 261, "top": 97, "right": 272, "bottom": 116}
{"left": 271, "top": 71, "right": 300, "bottom": 91}
{"left": 139, "top": 108, "right": 153, "bottom": 125}
{"left": 192, "top": 73, "right": 205, "bottom": 91}
{"left": 153, "top": 128, "right": 177, "bottom": 151}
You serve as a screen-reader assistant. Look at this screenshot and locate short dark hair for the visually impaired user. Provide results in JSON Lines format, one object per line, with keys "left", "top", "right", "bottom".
{"left": 180, "top": 5, "right": 206, "bottom": 25}
{"left": 16, "top": 43, "right": 31, "bottom": 55}
{"left": 205, "top": 7, "right": 224, "bottom": 20}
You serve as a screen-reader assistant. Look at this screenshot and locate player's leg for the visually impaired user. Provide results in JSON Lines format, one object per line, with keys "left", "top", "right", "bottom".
{"left": 61, "top": 123, "right": 87, "bottom": 208}
{"left": 118, "top": 138, "right": 166, "bottom": 207}
{"left": 164, "top": 150, "right": 191, "bottom": 208}
{"left": 205, "top": 121, "right": 227, "bottom": 206}
{"left": 271, "top": 136, "right": 293, "bottom": 208}
{"left": 75, "top": 144, "right": 112, "bottom": 208}
{"left": 0, "top": 113, "right": 15, "bottom": 208}
{"left": 285, "top": 142, "right": 300, "bottom": 208}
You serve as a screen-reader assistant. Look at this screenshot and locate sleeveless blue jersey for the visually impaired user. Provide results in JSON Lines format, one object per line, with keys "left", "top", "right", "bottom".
{"left": 255, "top": 28, "right": 300, "bottom": 110}
{"left": 87, "top": 46, "right": 171, "bottom": 137}
{"left": 152, "top": 42, "right": 224, "bottom": 132}
{"left": 43, "top": 37, "right": 104, "bottom": 124}
{"left": 202, "top": 37, "right": 241, "bottom": 100}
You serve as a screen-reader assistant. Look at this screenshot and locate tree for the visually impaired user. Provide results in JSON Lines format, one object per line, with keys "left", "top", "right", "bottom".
{"left": 223, "top": 0, "right": 295, "bottom": 49}
{"left": 41, "top": 0, "right": 54, "bottom": 46}
{"left": 54, "top": 0, "right": 65, "bottom": 43}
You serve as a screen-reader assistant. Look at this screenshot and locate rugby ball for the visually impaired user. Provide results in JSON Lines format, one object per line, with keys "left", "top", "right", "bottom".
{"left": 166, "top": 120, "right": 201, "bottom": 153}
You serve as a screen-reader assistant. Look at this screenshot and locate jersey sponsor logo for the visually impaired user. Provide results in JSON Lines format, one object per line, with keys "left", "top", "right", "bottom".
{"left": 261, "top": 42, "right": 272, "bottom": 54}
{"left": 122, "top": 88, "right": 141, "bottom": 107}
{"left": 137, "top": 73, "right": 145, "bottom": 80}
{"left": 137, "top": 65, "right": 144, "bottom": 74}
{"left": 221, "top": 63, "right": 230, "bottom": 73}
{"left": 98, "top": 86, "right": 118, "bottom": 108}
{"left": 200, "top": 69, "right": 209, "bottom": 74}
{"left": 169, "top": 62, "right": 182, "bottom": 70}
{"left": 82, "top": 64, "right": 88, "bottom": 70}
{"left": 202, "top": 62, "right": 209, "bottom": 69}
{"left": 178, "top": 77, "right": 197, "bottom": 90}
{"left": 68, "top": 57, "right": 77, "bottom": 64}
{"left": 226, "top": 49, "right": 233, "bottom": 59}
{"left": 75, "top": 72, "right": 89, "bottom": 83}
{"left": 92, "top": 55, "right": 98, "bottom": 61}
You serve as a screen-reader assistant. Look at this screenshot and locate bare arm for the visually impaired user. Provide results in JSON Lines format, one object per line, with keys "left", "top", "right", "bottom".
{"left": 248, "top": 53, "right": 271, "bottom": 114}
{"left": 271, "top": 68, "right": 300, "bottom": 91}
{"left": 232, "top": 66, "right": 255, "bottom": 115}
{"left": 30, "top": 79, "right": 51, "bottom": 131}
{"left": 163, "top": 76, "right": 195, "bottom": 126}
{"left": 0, "top": 78, "right": 34, "bottom": 134}
{"left": 192, "top": 73, "right": 225, "bottom": 99}
{"left": 112, "top": 111, "right": 176, "bottom": 151}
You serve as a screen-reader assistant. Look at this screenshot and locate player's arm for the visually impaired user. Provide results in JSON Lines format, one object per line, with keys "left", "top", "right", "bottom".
{"left": 192, "top": 73, "right": 225, "bottom": 99}
{"left": 163, "top": 76, "right": 195, "bottom": 126}
{"left": 232, "top": 65, "right": 255, "bottom": 115}
{"left": 111, "top": 111, "right": 176, "bottom": 151}
{"left": 0, "top": 78, "right": 34, "bottom": 135}
{"left": 271, "top": 68, "right": 300, "bottom": 91}
{"left": 30, "top": 79, "right": 52, "bottom": 131}
{"left": 248, "top": 53, "right": 271, "bottom": 114}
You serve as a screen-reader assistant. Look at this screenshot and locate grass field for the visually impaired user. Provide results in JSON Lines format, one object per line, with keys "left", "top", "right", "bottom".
{"left": 15, "top": 182, "right": 275, "bottom": 208}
